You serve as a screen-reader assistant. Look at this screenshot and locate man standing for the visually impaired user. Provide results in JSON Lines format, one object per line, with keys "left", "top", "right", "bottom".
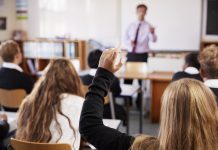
{"left": 124, "top": 4, "right": 157, "bottom": 62}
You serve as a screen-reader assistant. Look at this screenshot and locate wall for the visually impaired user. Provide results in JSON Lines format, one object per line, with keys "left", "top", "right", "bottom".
{"left": 0, "top": 0, "right": 16, "bottom": 41}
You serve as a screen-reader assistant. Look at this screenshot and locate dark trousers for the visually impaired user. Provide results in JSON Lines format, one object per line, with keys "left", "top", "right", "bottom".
{"left": 124, "top": 52, "right": 148, "bottom": 108}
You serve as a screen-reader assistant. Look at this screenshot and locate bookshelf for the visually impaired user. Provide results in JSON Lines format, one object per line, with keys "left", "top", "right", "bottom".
{"left": 16, "top": 39, "right": 87, "bottom": 77}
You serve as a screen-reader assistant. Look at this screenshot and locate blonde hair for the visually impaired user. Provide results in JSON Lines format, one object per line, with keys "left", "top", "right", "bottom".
{"left": 198, "top": 44, "right": 218, "bottom": 79}
{"left": 0, "top": 40, "right": 20, "bottom": 62}
{"left": 132, "top": 79, "right": 218, "bottom": 150}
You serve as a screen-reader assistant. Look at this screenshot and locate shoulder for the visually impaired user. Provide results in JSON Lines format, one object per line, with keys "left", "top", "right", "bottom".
{"left": 61, "top": 94, "right": 84, "bottom": 106}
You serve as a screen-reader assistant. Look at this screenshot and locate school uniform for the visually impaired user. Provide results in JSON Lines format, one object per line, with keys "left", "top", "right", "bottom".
{"left": 80, "top": 68, "right": 134, "bottom": 150}
{"left": 81, "top": 69, "right": 127, "bottom": 125}
{"left": 204, "top": 79, "right": 218, "bottom": 104}
{"left": 172, "top": 67, "right": 203, "bottom": 82}
{"left": 80, "top": 69, "right": 121, "bottom": 97}
{"left": 0, "top": 120, "right": 9, "bottom": 142}
{"left": 0, "top": 62, "right": 34, "bottom": 111}
{"left": 49, "top": 94, "right": 84, "bottom": 150}
{"left": 0, "top": 62, "right": 34, "bottom": 94}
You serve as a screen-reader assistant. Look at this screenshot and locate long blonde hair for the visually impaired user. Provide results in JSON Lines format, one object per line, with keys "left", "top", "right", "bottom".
{"left": 132, "top": 79, "right": 218, "bottom": 150}
{"left": 16, "top": 59, "right": 84, "bottom": 146}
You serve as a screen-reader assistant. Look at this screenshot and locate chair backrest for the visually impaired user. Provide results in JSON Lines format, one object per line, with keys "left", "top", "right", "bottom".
{"left": 82, "top": 85, "right": 110, "bottom": 104}
{"left": 10, "top": 138, "right": 71, "bottom": 150}
{"left": 125, "top": 62, "right": 148, "bottom": 73}
{"left": 0, "top": 89, "right": 26, "bottom": 109}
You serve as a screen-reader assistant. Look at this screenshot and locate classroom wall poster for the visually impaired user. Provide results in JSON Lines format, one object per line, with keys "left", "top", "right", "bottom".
{"left": 16, "top": 0, "right": 28, "bottom": 20}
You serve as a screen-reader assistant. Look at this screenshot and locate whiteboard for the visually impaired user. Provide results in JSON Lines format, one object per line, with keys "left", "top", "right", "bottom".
{"left": 121, "top": 0, "right": 202, "bottom": 51}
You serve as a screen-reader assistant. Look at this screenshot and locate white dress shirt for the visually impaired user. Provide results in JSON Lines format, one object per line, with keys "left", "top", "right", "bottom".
{"left": 2, "top": 62, "right": 23, "bottom": 72}
{"left": 49, "top": 94, "right": 84, "bottom": 150}
{"left": 124, "top": 20, "right": 157, "bottom": 53}
{"left": 204, "top": 79, "right": 218, "bottom": 88}
{"left": 184, "top": 67, "right": 199, "bottom": 75}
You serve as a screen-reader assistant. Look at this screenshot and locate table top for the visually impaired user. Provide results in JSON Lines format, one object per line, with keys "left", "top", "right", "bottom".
{"left": 0, "top": 111, "right": 121, "bottom": 132}
{"left": 116, "top": 71, "right": 173, "bottom": 81}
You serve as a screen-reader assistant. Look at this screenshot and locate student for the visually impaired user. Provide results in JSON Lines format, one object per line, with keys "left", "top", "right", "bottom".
{"left": 81, "top": 49, "right": 121, "bottom": 97}
{"left": 172, "top": 52, "right": 202, "bottom": 81}
{"left": 79, "top": 49, "right": 218, "bottom": 150}
{"left": 80, "top": 49, "right": 127, "bottom": 124}
{"left": 0, "top": 41, "right": 34, "bottom": 111}
{"left": 199, "top": 45, "right": 218, "bottom": 102}
{"left": 16, "top": 59, "right": 84, "bottom": 150}
{"left": 0, "top": 114, "right": 9, "bottom": 142}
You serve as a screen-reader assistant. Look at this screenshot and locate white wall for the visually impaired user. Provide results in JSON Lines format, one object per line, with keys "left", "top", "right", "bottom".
{"left": 27, "top": 0, "right": 121, "bottom": 47}
{"left": 121, "top": 0, "right": 202, "bottom": 51}
{"left": 5, "top": 0, "right": 202, "bottom": 51}
{"left": 0, "top": 0, "right": 16, "bottom": 41}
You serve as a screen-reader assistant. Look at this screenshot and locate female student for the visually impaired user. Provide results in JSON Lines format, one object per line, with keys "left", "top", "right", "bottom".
{"left": 79, "top": 49, "right": 218, "bottom": 150}
{"left": 16, "top": 59, "right": 84, "bottom": 150}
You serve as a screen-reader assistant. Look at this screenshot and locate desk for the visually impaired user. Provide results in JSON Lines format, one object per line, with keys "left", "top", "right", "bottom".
{"left": 148, "top": 72, "right": 173, "bottom": 122}
{"left": 116, "top": 66, "right": 148, "bottom": 134}
{"left": 0, "top": 111, "right": 121, "bottom": 132}
{"left": 117, "top": 67, "right": 173, "bottom": 129}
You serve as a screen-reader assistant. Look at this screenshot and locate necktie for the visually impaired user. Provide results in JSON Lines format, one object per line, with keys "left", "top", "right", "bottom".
{"left": 132, "top": 23, "right": 141, "bottom": 53}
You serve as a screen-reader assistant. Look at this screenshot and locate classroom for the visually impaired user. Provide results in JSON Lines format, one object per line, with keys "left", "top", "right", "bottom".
{"left": 0, "top": 0, "right": 218, "bottom": 150}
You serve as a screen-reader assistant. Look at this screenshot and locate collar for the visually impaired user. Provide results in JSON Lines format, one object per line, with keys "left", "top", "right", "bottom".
{"left": 204, "top": 79, "right": 218, "bottom": 88}
{"left": 89, "top": 69, "right": 97, "bottom": 76}
{"left": 184, "top": 67, "right": 199, "bottom": 75}
{"left": 2, "top": 62, "right": 23, "bottom": 72}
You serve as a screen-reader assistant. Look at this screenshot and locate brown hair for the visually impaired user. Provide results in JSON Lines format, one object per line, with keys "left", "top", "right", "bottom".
{"left": 137, "top": 4, "right": 147, "bottom": 11}
{"left": 198, "top": 45, "right": 218, "bottom": 79}
{"left": 0, "top": 40, "right": 20, "bottom": 62}
{"left": 132, "top": 79, "right": 218, "bottom": 150}
{"left": 16, "top": 59, "right": 84, "bottom": 147}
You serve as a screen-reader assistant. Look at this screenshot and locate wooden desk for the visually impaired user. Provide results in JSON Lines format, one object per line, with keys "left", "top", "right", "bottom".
{"left": 116, "top": 63, "right": 148, "bottom": 133}
{"left": 148, "top": 72, "right": 173, "bottom": 123}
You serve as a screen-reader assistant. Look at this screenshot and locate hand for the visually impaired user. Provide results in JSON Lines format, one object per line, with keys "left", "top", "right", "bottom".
{"left": 150, "top": 27, "right": 155, "bottom": 34}
{"left": 0, "top": 114, "right": 7, "bottom": 121}
{"left": 99, "top": 48, "right": 123, "bottom": 73}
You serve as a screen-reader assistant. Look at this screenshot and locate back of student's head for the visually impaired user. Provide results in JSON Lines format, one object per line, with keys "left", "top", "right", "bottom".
{"left": 0, "top": 40, "right": 20, "bottom": 62}
{"left": 88, "top": 49, "right": 102, "bottom": 68}
{"left": 159, "top": 79, "right": 218, "bottom": 149}
{"left": 16, "top": 58, "right": 83, "bottom": 143}
{"left": 198, "top": 45, "right": 218, "bottom": 79}
{"left": 184, "top": 52, "right": 200, "bottom": 69}
{"left": 132, "top": 79, "right": 218, "bottom": 150}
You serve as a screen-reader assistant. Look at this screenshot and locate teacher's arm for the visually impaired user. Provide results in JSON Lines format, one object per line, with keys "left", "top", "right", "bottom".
{"left": 79, "top": 49, "right": 134, "bottom": 150}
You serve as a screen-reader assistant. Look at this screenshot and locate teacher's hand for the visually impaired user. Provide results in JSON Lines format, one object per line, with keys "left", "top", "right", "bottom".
{"left": 0, "top": 114, "right": 7, "bottom": 121}
{"left": 150, "top": 27, "right": 155, "bottom": 34}
{"left": 99, "top": 48, "right": 123, "bottom": 73}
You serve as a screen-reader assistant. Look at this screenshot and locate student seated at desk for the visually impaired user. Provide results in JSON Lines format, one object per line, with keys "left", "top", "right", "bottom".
{"left": 0, "top": 41, "right": 34, "bottom": 111}
{"left": 81, "top": 50, "right": 127, "bottom": 124}
{"left": 81, "top": 49, "right": 121, "bottom": 97}
{"left": 199, "top": 45, "right": 218, "bottom": 103}
{"left": 16, "top": 59, "right": 84, "bottom": 150}
{"left": 79, "top": 49, "right": 218, "bottom": 150}
{"left": 172, "top": 52, "right": 202, "bottom": 81}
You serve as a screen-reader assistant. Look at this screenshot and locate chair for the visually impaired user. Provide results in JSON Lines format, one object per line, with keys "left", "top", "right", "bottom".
{"left": 0, "top": 89, "right": 26, "bottom": 110}
{"left": 119, "top": 62, "right": 147, "bottom": 134}
{"left": 82, "top": 85, "right": 115, "bottom": 119}
{"left": 10, "top": 138, "right": 71, "bottom": 150}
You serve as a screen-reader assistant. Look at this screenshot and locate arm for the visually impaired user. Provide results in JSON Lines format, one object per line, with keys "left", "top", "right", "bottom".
{"left": 0, "top": 120, "right": 9, "bottom": 141}
{"left": 79, "top": 49, "right": 134, "bottom": 150}
{"left": 110, "top": 77, "right": 122, "bottom": 97}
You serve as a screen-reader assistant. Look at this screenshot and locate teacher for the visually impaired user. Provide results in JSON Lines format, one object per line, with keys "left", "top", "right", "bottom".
{"left": 124, "top": 4, "right": 157, "bottom": 62}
